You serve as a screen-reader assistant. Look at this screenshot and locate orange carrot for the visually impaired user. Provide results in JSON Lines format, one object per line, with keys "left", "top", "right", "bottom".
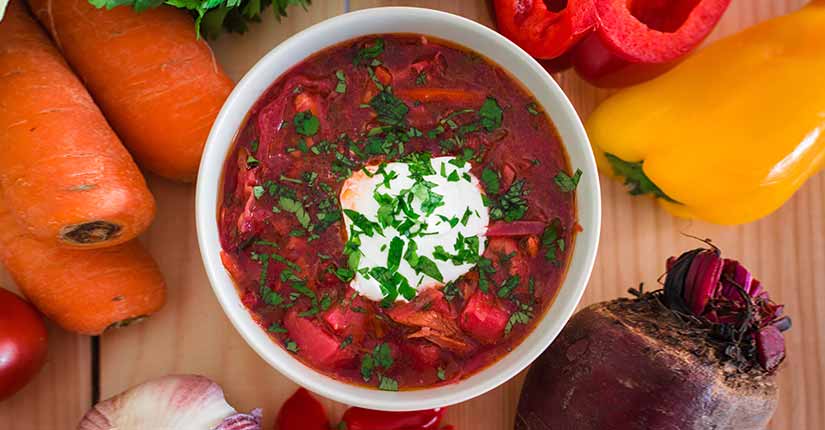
{"left": 0, "top": 197, "right": 166, "bottom": 335}
{"left": 28, "top": 0, "right": 235, "bottom": 182}
{"left": 0, "top": 1, "right": 155, "bottom": 248}
{"left": 395, "top": 87, "right": 486, "bottom": 104}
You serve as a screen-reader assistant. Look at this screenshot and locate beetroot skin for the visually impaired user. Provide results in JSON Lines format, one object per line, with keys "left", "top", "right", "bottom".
{"left": 516, "top": 300, "right": 778, "bottom": 430}
{"left": 516, "top": 245, "right": 788, "bottom": 430}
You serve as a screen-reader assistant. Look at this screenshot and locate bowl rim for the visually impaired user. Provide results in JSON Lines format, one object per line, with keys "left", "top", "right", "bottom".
{"left": 196, "top": 6, "right": 601, "bottom": 411}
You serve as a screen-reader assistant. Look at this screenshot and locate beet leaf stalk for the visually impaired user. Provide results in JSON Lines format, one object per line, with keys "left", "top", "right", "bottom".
{"left": 661, "top": 244, "right": 790, "bottom": 372}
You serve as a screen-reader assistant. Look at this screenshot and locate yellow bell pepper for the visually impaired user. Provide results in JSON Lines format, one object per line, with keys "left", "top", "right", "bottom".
{"left": 586, "top": 1, "right": 825, "bottom": 225}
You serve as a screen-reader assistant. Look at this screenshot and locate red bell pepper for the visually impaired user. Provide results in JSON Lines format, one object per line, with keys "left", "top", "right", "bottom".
{"left": 341, "top": 407, "right": 447, "bottom": 430}
{"left": 276, "top": 388, "right": 455, "bottom": 430}
{"left": 493, "top": 0, "right": 595, "bottom": 61}
{"left": 493, "top": 0, "right": 731, "bottom": 86}
{"left": 571, "top": 0, "right": 732, "bottom": 87}
{"left": 275, "top": 388, "right": 329, "bottom": 430}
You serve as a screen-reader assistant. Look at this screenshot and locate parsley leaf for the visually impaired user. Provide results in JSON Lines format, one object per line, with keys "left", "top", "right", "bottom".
{"left": 344, "top": 209, "right": 383, "bottom": 237}
{"left": 554, "top": 169, "right": 582, "bottom": 192}
{"left": 437, "top": 367, "right": 447, "bottom": 381}
{"left": 354, "top": 39, "right": 385, "bottom": 65}
{"left": 497, "top": 275, "right": 520, "bottom": 298}
{"left": 479, "top": 97, "right": 503, "bottom": 132}
{"left": 294, "top": 111, "right": 320, "bottom": 136}
{"left": 387, "top": 236, "right": 404, "bottom": 273}
{"left": 378, "top": 375, "right": 399, "bottom": 391}
{"left": 481, "top": 167, "right": 500, "bottom": 194}
{"left": 542, "top": 218, "right": 565, "bottom": 263}
{"left": 335, "top": 70, "right": 347, "bottom": 93}
{"left": 490, "top": 179, "right": 528, "bottom": 222}
{"left": 369, "top": 90, "right": 409, "bottom": 126}
{"left": 268, "top": 322, "right": 287, "bottom": 333}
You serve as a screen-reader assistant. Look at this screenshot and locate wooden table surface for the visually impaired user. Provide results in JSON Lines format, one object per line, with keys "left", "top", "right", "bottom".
{"left": 3, "top": 0, "right": 823, "bottom": 428}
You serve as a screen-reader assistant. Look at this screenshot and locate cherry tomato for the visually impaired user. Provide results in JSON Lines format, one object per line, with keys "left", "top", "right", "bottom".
{"left": 276, "top": 388, "right": 329, "bottom": 430}
{"left": 0, "top": 288, "right": 48, "bottom": 400}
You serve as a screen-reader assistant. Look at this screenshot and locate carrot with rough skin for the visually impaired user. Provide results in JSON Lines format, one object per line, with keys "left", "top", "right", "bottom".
{"left": 28, "top": 0, "right": 235, "bottom": 182}
{"left": 0, "top": 197, "right": 166, "bottom": 335}
{"left": 0, "top": 1, "right": 155, "bottom": 248}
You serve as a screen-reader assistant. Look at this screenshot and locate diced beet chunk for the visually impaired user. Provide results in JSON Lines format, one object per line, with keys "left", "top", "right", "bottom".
{"left": 460, "top": 292, "right": 510, "bottom": 344}
{"left": 284, "top": 310, "right": 355, "bottom": 369}
{"left": 322, "top": 301, "right": 368, "bottom": 341}
{"left": 403, "top": 341, "right": 442, "bottom": 369}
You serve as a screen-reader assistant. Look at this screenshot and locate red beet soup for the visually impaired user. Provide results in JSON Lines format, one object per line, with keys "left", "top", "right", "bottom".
{"left": 218, "top": 34, "right": 579, "bottom": 390}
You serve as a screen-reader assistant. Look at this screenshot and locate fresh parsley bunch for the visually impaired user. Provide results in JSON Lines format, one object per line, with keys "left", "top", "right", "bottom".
{"left": 88, "top": 0, "right": 311, "bottom": 39}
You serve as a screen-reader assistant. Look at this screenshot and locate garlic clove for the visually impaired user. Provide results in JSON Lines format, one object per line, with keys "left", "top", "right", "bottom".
{"left": 214, "top": 409, "right": 263, "bottom": 430}
{"left": 77, "top": 374, "right": 258, "bottom": 430}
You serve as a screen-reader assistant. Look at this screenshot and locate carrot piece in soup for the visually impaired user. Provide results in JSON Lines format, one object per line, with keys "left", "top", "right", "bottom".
{"left": 395, "top": 87, "right": 486, "bottom": 104}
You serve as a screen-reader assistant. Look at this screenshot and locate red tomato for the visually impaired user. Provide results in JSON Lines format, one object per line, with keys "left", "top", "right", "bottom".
{"left": 276, "top": 388, "right": 329, "bottom": 430}
{"left": 0, "top": 288, "right": 48, "bottom": 400}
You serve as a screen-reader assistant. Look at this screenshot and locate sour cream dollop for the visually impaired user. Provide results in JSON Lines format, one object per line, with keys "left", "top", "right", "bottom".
{"left": 339, "top": 155, "right": 489, "bottom": 302}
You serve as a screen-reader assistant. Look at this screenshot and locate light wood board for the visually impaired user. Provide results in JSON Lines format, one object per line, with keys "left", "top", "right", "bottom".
{"left": 4, "top": 0, "right": 823, "bottom": 428}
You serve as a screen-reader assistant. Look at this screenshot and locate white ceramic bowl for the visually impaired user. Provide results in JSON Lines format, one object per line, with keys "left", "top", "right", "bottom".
{"left": 196, "top": 7, "right": 601, "bottom": 411}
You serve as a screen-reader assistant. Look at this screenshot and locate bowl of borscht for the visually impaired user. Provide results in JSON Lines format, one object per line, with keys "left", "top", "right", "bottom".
{"left": 196, "top": 7, "right": 601, "bottom": 411}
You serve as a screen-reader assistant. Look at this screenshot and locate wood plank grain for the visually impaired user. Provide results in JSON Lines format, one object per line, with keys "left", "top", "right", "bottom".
{"left": 97, "top": 4, "right": 346, "bottom": 429}
{"left": 0, "top": 272, "right": 91, "bottom": 429}
{"left": 95, "top": 1, "right": 825, "bottom": 430}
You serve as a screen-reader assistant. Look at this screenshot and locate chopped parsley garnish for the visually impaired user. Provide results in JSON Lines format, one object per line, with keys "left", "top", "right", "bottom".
{"left": 360, "top": 342, "right": 394, "bottom": 382}
{"left": 387, "top": 236, "right": 404, "bottom": 272}
{"left": 354, "top": 39, "right": 385, "bottom": 65}
{"left": 335, "top": 70, "right": 347, "bottom": 93}
{"left": 526, "top": 102, "right": 540, "bottom": 115}
{"left": 479, "top": 97, "right": 503, "bottom": 131}
{"left": 443, "top": 281, "right": 461, "bottom": 301}
{"left": 293, "top": 111, "right": 320, "bottom": 136}
{"left": 261, "top": 287, "right": 284, "bottom": 306}
{"left": 369, "top": 90, "right": 409, "bottom": 126}
{"left": 504, "top": 302, "right": 533, "bottom": 336}
{"left": 476, "top": 257, "right": 495, "bottom": 293}
{"left": 285, "top": 339, "right": 299, "bottom": 353}
{"left": 437, "top": 367, "right": 447, "bottom": 381}
{"left": 489, "top": 179, "right": 528, "bottom": 222}
{"left": 268, "top": 322, "right": 287, "bottom": 333}
{"left": 497, "top": 275, "right": 520, "bottom": 298}
{"left": 339, "top": 335, "right": 353, "bottom": 350}
{"left": 541, "top": 218, "right": 565, "bottom": 264}
{"left": 554, "top": 168, "right": 582, "bottom": 192}
{"left": 481, "top": 167, "right": 500, "bottom": 194}
{"left": 252, "top": 185, "right": 265, "bottom": 199}
{"left": 378, "top": 375, "right": 399, "bottom": 391}
{"left": 246, "top": 154, "right": 259, "bottom": 167}
{"left": 279, "top": 196, "right": 311, "bottom": 230}
{"left": 344, "top": 209, "right": 383, "bottom": 236}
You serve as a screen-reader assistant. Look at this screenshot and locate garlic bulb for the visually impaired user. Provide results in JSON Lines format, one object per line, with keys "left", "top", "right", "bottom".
{"left": 77, "top": 374, "right": 261, "bottom": 430}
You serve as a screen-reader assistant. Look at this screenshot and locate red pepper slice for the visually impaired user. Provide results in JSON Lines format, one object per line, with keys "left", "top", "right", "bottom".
{"left": 571, "top": 0, "right": 731, "bottom": 87}
{"left": 493, "top": 0, "right": 596, "bottom": 60}
{"left": 276, "top": 388, "right": 329, "bottom": 430}
{"left": 341, "top": 407, "right": 446, "bottom": 430}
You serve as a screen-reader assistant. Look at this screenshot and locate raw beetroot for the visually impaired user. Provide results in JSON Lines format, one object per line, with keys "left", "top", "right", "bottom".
{"left": 516, "top": 243, "right": 790, "bottom": 430}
